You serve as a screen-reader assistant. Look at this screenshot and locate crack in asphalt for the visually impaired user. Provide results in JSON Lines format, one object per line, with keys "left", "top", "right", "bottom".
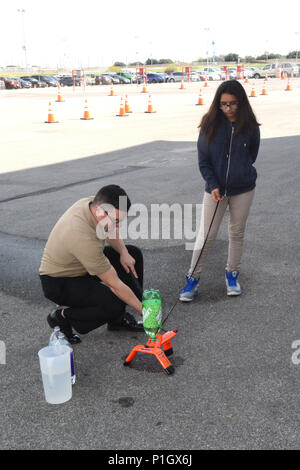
{"left": 0, "top": 165, "right": 147, "bottom": 204}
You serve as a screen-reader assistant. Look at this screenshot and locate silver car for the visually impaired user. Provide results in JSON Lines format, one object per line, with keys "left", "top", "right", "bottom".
{"left": 166, "top": 72, "right": 184, "bottom": 82}
{"left": 203, "top": 67, "right": 225, "bottom": 80}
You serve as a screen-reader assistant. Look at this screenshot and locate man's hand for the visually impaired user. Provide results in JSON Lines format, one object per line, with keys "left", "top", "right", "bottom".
{"left": 211, "top": 188, "right": 225, "bottom": 202}
{"left": 106, "top": 234, "right": 138, "bottom": 278}
{"left": 120, "top": 250, "right": 138, "bottom": 278}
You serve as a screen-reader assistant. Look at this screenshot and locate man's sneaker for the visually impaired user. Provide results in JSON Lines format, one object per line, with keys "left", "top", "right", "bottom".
{"left": 107, "top": 312, "right": 144, "bottom": 332}
{"left": 47, "top": 307, "right": 81, "bottom": 344}
{"left": 225, "top": 270, "right": 242, "bottom": 296}
{"left": 179, "top": 275, "right": 200, "bottom": 302}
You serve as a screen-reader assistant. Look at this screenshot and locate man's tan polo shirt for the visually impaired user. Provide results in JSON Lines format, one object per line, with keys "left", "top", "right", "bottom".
{"left": 39, "top": 197, "right": 111, "bottom": 277}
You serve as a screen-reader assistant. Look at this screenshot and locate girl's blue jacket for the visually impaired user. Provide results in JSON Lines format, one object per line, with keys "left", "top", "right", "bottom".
{"left": 198, "top": 116, "right": 260, "bottom": 196}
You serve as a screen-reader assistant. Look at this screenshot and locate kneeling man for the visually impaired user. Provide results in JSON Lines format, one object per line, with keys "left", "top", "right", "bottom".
{"left": 39, "top": 185, "right": 143, "bottom": 343}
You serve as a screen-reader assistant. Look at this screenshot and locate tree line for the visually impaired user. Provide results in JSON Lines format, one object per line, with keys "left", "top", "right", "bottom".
{"left": 114, "top": 51, "right": 299, "bottom": 67}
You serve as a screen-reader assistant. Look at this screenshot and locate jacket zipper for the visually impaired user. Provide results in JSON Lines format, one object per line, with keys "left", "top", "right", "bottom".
{"left": 224, "top": 124, "right": 234, "bottom": 197}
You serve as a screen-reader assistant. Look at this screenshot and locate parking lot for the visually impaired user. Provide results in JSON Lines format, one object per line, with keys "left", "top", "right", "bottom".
{"left": 0, "top": 77, "right": 300, "bottom": 450}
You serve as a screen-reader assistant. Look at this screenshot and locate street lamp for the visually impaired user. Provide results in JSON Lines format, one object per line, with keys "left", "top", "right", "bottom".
{"left": 17, "top": 9, "right": 28, "bottom": 70}
{"left": 295, "top": 32, "right": 300, "bottom": 61}
{"left": 204, "top": 27, "right": 210, "bottom": 66}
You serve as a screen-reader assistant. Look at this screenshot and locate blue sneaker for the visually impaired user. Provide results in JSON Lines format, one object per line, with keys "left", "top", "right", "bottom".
{"left": 179, "top": 275, "right": 200, "bottom": 302}
{"left": 225, "top": 269, "right": 242, "bottom": 296}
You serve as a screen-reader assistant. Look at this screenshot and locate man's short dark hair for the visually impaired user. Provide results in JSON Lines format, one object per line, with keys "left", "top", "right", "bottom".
{"left": 92, "top": 185, "right": 131, "bottom": 211}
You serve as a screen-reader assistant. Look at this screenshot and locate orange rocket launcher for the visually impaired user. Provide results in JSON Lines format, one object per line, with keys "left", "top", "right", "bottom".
{"left": 124, "top": 329, "right": 178, "bottom": 375}
{"left": 123, "top": 287, "right": 177, "bottom": 375}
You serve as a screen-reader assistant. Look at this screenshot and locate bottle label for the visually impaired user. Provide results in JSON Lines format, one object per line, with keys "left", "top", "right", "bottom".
{"left": 142, "top": 307, "right": 152, "bottom": 322}
{"left": 70, "top": 351, "right": 75, "bottom": 378}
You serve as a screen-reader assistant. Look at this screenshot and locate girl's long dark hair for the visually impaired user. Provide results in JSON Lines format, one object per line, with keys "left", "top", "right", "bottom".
{"left": 199, "top": 80, "right": 260, "bottom": 140}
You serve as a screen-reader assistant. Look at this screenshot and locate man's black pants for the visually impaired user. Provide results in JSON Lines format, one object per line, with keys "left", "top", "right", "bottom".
{"left": 40, "top": 245, "right": 143, "bottom": 334}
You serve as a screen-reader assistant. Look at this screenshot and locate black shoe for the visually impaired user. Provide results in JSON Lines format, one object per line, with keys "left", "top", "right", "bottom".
{"left": 107, "top": 312, "right": 144, "bottom": 332}
{"left": 47, "top": 307, "right": 82, "bottom": 344}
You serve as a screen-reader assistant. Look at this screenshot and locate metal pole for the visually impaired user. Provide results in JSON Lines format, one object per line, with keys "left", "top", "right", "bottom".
{"left": 17, "top": 9, "right": 28, "bottom": 70}
{"left": 295, "top": 32, "right": 300, "bottom": 61}
{"left": 204, "top": 27, "right": 210, "bottom": 66}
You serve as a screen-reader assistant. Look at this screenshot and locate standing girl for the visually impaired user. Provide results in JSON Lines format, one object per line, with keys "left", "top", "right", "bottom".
{"left": 180, "top": 80, "right": 260, "bottom": 301}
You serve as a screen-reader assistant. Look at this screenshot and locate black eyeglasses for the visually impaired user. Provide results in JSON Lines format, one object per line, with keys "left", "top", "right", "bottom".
{"left": 104, "top": 210, "right": 119, "bottom": 226}
{"left": 220, "top": 102, "right": 239, "bottom": 110}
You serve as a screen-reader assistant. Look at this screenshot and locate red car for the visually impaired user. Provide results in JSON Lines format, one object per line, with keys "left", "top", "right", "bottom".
{"left": 0, "top": 77, "right": 21, "bottom": 89}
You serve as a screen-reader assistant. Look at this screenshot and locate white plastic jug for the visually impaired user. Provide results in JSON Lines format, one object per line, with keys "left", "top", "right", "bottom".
{"left": 38, "top": 345, "right": 72, "bottom": 404}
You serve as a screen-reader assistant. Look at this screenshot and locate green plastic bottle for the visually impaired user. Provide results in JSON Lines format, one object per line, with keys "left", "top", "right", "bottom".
{"left": 142, "top": 289, "right": 162, "bottom": 340}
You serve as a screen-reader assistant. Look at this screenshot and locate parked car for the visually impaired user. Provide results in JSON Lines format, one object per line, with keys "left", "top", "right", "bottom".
{"left": 117, "top": 71, "right": 134, "bottom": 81}
{"left": 85, "top": 74, "right": 97, "bottom": 85}
{"left": 20, "top": 76, "right": 46, "bottom": 88}
{"left": 252, "top": 63, "right": 294, "bottom": 79}
{"left": 201, "top": 70, "right": 222, "bottom": 81}
{"left": 203, "top": 67, "right": 225, "bottom": 80}
{"left": 102, "top": 74, "right": 120, "bottom": 84}
{"left": 0, "top": 77, "right": 5, "bottom": 89}
{"left": 182, "top": 71, "right": 201, "bottom": 81}
{"left": 31, "top": 75, "right": 59, "bottom": 86}
{"left": 228, "top": 68, "right": 238, "bottom": 79}
{"left": 244, "top": 67, "right": 255, "bottom": 78}
{"left": 0, "top": 77, "right": 21, "bottom": 89}
{"left": 112, "top": 74, "right": 130, "bottom": 84}
{"left": 59, "top": 76, "right": 81, "bottom": 87}
{"left": 291, "top": 63, "right": 300, "bottom": 76}
{"left": 155, "top": 72, "right": 168, "bottom": 82}
{"left": 96, "top": 74, "right": 112, "bottom": 85}
{"left": 146, "top": 73, "right": 164, "bottom": 83}
{"left": 251, "top": 65, "right": 275, "bottom": 79}
{"left": 133, "top": 73, "right": 144, "bottom": 83}
{"left": 118, "top": 72, "right": 144, "bottom": 83}
{"left": 166, "top": 72, "right": 183, "bottom": 82}
{"left": 13, "top": 77, "right": 32, "bottom": 88}
{"left": 279, "top": 62, "right": 295, "bottom": 77}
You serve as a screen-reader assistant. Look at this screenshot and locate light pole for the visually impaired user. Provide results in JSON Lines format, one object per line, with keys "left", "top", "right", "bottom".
{"left": 17, "top": 9, "right": 28, "bottom": 70}
{"left": 149, "top": 41, "right": 153, "bottom": 68}
{"left": 204, "top": 27, "right": 210, "bottom": 66}
{"left": 134, "top": 35, "right": 140, "bottom": 67}
{"left": 265, "top": 39, "right": 269, "bottom": 62}
{"left": 212, "top": 40, "right": 215, "bottom": 64}
{"left": 295, "top": 32, "right": 300, "bottom": 61}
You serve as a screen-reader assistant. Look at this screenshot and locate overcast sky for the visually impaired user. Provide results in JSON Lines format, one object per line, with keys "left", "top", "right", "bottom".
{"left": 2, "top": 0, "right": 300, "bottom": 68}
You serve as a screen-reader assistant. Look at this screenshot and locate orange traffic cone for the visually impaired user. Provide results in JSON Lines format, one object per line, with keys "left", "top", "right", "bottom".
{"left": 264, "top": 74, "right": 268, "bottom": 81}
{"left": 244, "top": 76, "right": 249, "bottom": 84}
{"left": 195, "top": 89, "right": 204, "bottom": 106}
{"left": 109, "top": 85, "right": 115, "bottom": 96}
{"left": 145, "top": 94, "right": 156, "bottom": 113}
{"left": 180, "top": 79, "right": 185, "bottom": 90}
{"left": 56, "top": 85, "right": 64, "bottom": 102}
{"left": 142, "top": 80, "right": 147, "bottom": 93}
{"left": 45, "top": 101, "right": 58, "bottom": 123}
{"left": 261, "top": 81, "right": 267, "bottom": 95}
{"left": 81, "top": 99, "right": 94, "bottom": 120}
{"left": 285, "top": 78, "right": 292, "bottom": 91}
{"left": 116, "top": 97, "right": 128, "bottom": 117}
{"left": 249, "top": 84, "right": 256, "bottom": 97}
{"left": 125, "top": 95, "right": 132, "bottom": 113}
{"left": 204, "top": 76, "right": 208, "bottom": 87}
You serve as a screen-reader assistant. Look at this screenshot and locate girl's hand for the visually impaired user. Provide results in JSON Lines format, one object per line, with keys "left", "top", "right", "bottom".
{"left": 211, "top": 188, "right": 224, "bottom": 202}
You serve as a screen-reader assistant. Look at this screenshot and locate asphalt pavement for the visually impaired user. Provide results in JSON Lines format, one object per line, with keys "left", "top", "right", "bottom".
{"left": 0, "top": 82, "right": 299, "bottom": 450}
